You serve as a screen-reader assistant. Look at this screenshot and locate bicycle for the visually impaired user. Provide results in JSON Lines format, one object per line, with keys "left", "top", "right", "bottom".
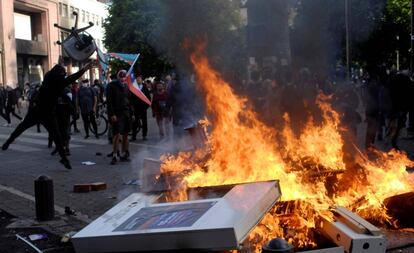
{"left": 90, "top": 103, "right": 108, "bottom": 136}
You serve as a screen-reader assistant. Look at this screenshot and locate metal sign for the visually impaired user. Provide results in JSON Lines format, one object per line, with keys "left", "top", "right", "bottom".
{"left": 72, "top": 180, "right": 281, "bottom": 252}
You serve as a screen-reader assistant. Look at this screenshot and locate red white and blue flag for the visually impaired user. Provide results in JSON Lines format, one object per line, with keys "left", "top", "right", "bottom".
{"left": 126, "top": 54, "right": 151, "bottom": 106}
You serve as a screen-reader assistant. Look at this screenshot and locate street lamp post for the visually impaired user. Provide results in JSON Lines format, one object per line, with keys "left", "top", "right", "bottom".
{"left": 397, "top": 35, "right": 400, "bottom": 71}
{"left": 411, "top": 0, "right": 414, "bottom": 72}
{"left": 345, "top": 0, "right": 350, "bottom": 82}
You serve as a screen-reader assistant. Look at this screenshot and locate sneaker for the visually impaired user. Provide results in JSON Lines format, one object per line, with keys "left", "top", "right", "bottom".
{"left": 120, "top": 156, "right": 130, "bottom": 162}
{"left": 51, "top": 149, "right": 58, "bottom": 156}
{"left": 142, "top": 136, "right": 147, "bottom": 141}
{"left": 107, "top": 151, "right": 120, "bottom": 157}
{"left": 110, "top": 156, "right": 117, "bottom": 165}
{"left": 95, "top": 134, "right": 99, "bottom": 139}
{"left": 2, "top": 142, "right": 9, "bottom": 151}
{"left": 60, "top": 158, "right": 72, "bottom": 170}
{"left": 120, "top": 151, "right": 130, "bottom": 162}
{"left": 84, "top": 135, "right": 89, "bottom": 139}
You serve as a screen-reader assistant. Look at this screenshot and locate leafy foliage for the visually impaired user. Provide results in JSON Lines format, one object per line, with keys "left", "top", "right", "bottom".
{"left": 103, "top": 0, "right": 244, "bottom": 79}
{"left": 103, "top": 0, "right": 171, "bottom": 76}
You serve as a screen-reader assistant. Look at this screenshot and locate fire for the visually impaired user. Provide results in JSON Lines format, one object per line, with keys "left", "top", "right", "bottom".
{"left": 160, "top": 42, "right": 414, "bottom": 251}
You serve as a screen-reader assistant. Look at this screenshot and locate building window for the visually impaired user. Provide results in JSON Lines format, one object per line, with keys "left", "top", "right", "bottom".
{"left": 91, "top": 14, "right": 95, "bottom": 24}
{"left": 96, "top": 15, "right": 99, "bottom": 26}
{"left": 70, "top": 6, "right": 75, "bottom": 18}
{"left": 82, "top": 10, "right": 86, "bottom": 22}
{"left": 86, "top": 12, "right": 90, "bottom": 22}
{"left": 14, "top": 13, "right": 32, "bottom": 40}
{"left": 75, "top": 8, "right": 79, "bottom": 16}
{"left": 101, "top": 17, "right": 104, "bottom": 26}
{"left": 61, "top": 3, "right": 68, "bottom": 17}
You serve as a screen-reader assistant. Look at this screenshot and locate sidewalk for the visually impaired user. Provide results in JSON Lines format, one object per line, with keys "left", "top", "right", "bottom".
{"left": 0, "top": 104, "right": 182, "bottom": 252}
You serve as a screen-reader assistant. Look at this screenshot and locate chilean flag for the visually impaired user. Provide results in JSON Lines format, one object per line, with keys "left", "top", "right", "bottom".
{"left": 126, "top": 54, "right": 151, "bottom": 106}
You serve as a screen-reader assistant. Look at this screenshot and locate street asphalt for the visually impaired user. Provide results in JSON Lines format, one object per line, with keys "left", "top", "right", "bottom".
{"left": 0, "top": 107, "right": 190, "bottom": 236}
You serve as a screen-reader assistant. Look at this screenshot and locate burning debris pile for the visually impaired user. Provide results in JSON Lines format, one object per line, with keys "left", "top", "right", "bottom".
{"left": 160, "top": 43, "right": 414, "bottom": 251}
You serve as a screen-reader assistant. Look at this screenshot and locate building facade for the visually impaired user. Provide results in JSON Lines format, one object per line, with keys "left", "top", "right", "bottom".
{"left": 0, "top": 0, "right": 107, "bottom": 88}
{"left": 58, "top": 0, "right": 107, "bottom": 78}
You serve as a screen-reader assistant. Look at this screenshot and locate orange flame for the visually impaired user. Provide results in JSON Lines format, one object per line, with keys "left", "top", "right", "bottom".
{"left": 160, "top": 41, "right": 414, "bottom": 251}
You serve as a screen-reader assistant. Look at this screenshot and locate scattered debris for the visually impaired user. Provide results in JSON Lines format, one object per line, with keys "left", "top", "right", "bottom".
{"left": 73, "top": 184, "right": 91, "bottom": 193}
{"left": 123, "top": 179, "right": 140, "bottom": 185}
{"left": 64, "top": 206, "right": 76, "bottom": 216}
{"left": 81, "top": 161, "right": 96, "bottom": 166}
{"left": 91, "top": 182, "right": 107, "bottom": 191}
{"left": 16, "top": 234, "right": 43, "bottom": 253}
{"left": 61, "top": 231, "right": 77, "bottom": 244}
{"left": 74, "top": 182, "right": 107, "bottom": 193}
{"left": 29, "top": 233, "right": 48, "bottom": 241}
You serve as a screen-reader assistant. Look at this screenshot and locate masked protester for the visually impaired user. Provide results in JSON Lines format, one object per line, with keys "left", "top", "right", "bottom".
{"left": 107, "top": 70, "right": 134, "bottom": 165}
{"left": 152, "top": 82, "right": 170, "bottom": 137}
{"left": 1, "top": 63, "right": 91, "bottom": 169}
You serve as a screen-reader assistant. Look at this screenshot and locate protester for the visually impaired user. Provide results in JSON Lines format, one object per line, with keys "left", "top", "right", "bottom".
{"left": 152, "top": 82, "right": 170, "bottom": 138}
{"left": 130, "top": 75, "right": 151, "bottom": 141}
{"left": 71, "top": 82, "right": 80, "bottom": 133}
{"left": 107, "top": 70, "right": 133, "bottom": 165}
{"left": 0, "top": 85, "right": 8, "bottom": 124}
{"left": 363, "top": 68, "right": 381, "bottom": 150}
{"left": 51, "top": 85, "right": 73, "bottom": 156}
{"left": 387, "top": 70, "right": 412, "bottom": 150}
{"left": 1, "top": 63, "right": 92, "bottom": 169}
{"left": 92, "top": 79, "right": 104, "bottom": 104}
{"left": 4, "top": 85, "right": 22, "bottom": 126}
{"left": 78, "top": 79, "right": 98, "bottom": 139}
{"left": 27, "top": 84, "right": 42, "bottom": 133}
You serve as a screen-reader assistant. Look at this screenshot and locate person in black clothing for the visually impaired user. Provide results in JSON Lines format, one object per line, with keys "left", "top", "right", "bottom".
{"left": 130, "top": 76, "right": 151, "bottom": 141}
{"left": 70, "top": 82, "right": 80, "bottom": 133}
{"left": 107, "top": 70, "right": 134, "bottom": 164}
{"left": 4, "top": 86, "right": 22, "bottom": 125}
{"left": 387, "top": 71, "right": 412, "bottom": 150}
{"left": 78, "top": 79, "right": 98, "bottom": 139}
{"left": 51, "top": 85, "right": 73, "bottom": 156}
{"left": 1, "top": 63, "right": 91, "bottom": 169}
{"left": 0, "top": 86, "right": 8, "bottom": 124}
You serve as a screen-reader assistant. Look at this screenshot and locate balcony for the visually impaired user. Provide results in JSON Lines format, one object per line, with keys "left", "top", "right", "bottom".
{"left": 16, "top": 39, "right": 47, "bottom": 56}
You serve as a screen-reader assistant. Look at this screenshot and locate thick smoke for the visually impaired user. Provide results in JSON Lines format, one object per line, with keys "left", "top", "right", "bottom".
{"left": 137, "top": 0, "right": 388, "bottom": 138}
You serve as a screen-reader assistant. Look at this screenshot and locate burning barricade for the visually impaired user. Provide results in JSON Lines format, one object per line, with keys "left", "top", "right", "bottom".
{"left": 72, "top": 43, "right": 414, "bottom": 252}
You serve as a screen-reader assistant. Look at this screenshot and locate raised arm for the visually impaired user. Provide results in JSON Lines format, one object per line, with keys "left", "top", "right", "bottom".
{"left": 65, "top": 62, "right": 92, "bottom": 85}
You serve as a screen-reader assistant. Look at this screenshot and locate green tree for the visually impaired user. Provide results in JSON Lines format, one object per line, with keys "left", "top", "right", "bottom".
{"left": 355, "top": 0, "right": 411, "bottom": 70}
{"left": 290, "top": 0, "right": 386, "bottom": 75}
{"left": 103, "top": 0, "right": 171, "bottom": 76}
{"left": 103, "top": 0, "right": 244, "bottom": 80}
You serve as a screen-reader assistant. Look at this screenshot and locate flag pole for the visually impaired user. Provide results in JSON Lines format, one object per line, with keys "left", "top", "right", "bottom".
{"left": 127, "top": 54, "right": 140, "bottom": 75}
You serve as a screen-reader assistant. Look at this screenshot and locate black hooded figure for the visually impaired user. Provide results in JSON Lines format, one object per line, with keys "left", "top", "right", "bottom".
{"left": 1, "top": 63, "right": 91, "bottom": 169}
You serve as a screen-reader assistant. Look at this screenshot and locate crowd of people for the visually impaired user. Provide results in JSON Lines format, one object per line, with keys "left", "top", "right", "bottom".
{"left": 0, "top": 64, "right": 185, "bottom": 169}
{"left": 242, "top": 64, "right": 414, "bottom": 156}
{"left": 1, "top": 61, "right": 413, "bottom": 169}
